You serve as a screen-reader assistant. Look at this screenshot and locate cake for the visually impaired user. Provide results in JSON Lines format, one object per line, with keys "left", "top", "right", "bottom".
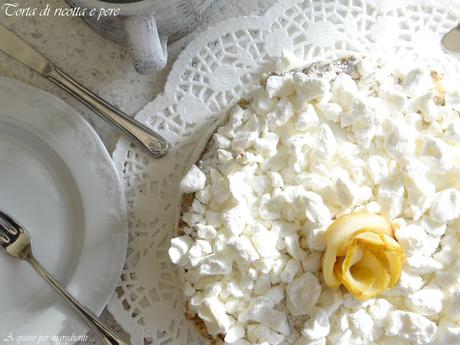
{"left": 169, "top": 56, "right": 460, "bottom": 345}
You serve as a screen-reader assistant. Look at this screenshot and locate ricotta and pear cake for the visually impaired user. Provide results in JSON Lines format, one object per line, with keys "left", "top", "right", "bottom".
{"left": 169, "top": 56, "right": 460, "bottom": 345}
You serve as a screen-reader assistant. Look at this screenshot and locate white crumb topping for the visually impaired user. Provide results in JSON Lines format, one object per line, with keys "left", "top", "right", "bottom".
{"left": 173, "top": 57, "right": 460, "bottom": 345}
{"left": 180, "top": 164, "right": 207, "bottom": 193}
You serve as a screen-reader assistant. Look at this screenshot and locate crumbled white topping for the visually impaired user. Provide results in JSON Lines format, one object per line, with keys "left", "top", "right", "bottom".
{"left": 268, "top": 186, "right": 331, "bottom": 224}
{"left": 414, "top": 92, "right": 438, "bottom": 123}
{"left": 446, "top": 287, "right": 460, "bottom": 322}
{"left": 405, "top": 283, "right": 445, "bottom": 316}
{"left": 317, "top": 102, "right": 342, "bottom": 123}
{"left": 332, "top": 73, "right": 358, "bottom": 110}
{"left": 406, "top": 176, "right": 436, "bottom": 220}
{"left": 296, "top": 103, "right": 319, "bottom": 131}
{"left": 293, "top": 73, "right": 330, "bottom": 103}
{"left": 420, "top": 216, "right": 446, "bottom": 236}
{"left": 334, "top": 175, "right": 372, "bottom": 208}
{"left": 430, "top": 188, "right": 460, "bottom": 223}
{"left": 380, "top": 86, "right": 406, "bottom": 111}
{"left": 434, "top": 319, "right": 460, "bottom": 345}
{"left": 420, "top": 136, "right": 453, "bottom": 171}
{"left": 306, "top": 226, "right": 327, "bottom": 251}
{"left": 247, "top": 324, "right": 284, "bottom": 345}
{"left": 251, "top": 225, "right": 279, "bottom": 258}
{"left": 180, "top": 164, "right": 207, "bottom": 193}
{"left": 385, "top": 310, "right": 437, "bottom": 344}
{"left": 406, "top": 252, "right": 444, "bottom": 274}
{"left": 222, "top": 205, "right": 247, "bottom": 236}
{"left": 171, "top": 57, "right": 460, "bottom": 345}
{"left": 225, "top": 323, "right": 245, "bottom": 343}
{"left": 229, "top": 235, "right": 260, "bottom": 263}
{"left": 434, "top": 234, "right": 458, "bottom": 267}
{"left": 445, "top": 118, "right": 460, "bottom": 143}
{"left": 436, "top": 267, "right": 460, "bottom": 288}
{"left": 402, "top": 68, "right": 433, "bottom": 96}
{"left": 349, "top": 309, "right": 375, "bottom": 342}
{"left": 188, "top": 239, "right": 213, "bottom": 266}
{"left": 244, "top": 297, "right": 290, "bottom": 336}
{"left": 198, "top": 296, "right": 232, "bottom": 335}
{"left": 314, "top": 124, "right": 337, "bottom": 160}
{"left": 384, "top": 120, "right": 416, "bottom": 159}
{"left": 378, "top": 179, "right": 405, "bottom": 218}
{"left": 286, "top": 273, "right": 321, "bottom": 316}
{"left": 294, "top": 336, "right": 326, "bottom": 345}
{"left": 199, "top": 253, "right": 233, "bottom": 275}
{"left": 280, "top": 259, "right": 300, "bottom": 283}
{"left": 367, "top": 155, "right": 389, "bottom": 185}
{"left": 369, "top": 299, "right": 394, "bottom": 328}
{"left": 302, "top": 308, "right": 330, "bottom": 340}
{"left": 266, "top": 74, "right": 295, "bottom": 99}
{"left": 395, "top": 225, "right": 428, "bottom": 254}
{"left": 318, "top": 288, "right": 343, "bottom": 316}
{"left": 195, "top": 223, "right": 217, "bottom": 240}
{"left": 168, "top": 235, "right": 193, "bottom": 266}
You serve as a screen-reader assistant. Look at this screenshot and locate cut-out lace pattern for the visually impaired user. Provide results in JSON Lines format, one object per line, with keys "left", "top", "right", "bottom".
{"left": 111, "top": 1, "right": 460, "bottom": 344}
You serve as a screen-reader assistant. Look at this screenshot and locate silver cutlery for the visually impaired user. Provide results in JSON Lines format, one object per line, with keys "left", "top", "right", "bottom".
{"left": 442, "top": 24, "right": 460, "bottom": 53}
{"left": 0, "top": 24, "right": 169, "bottom": 159}
{"left": 0, "top": 209, "right": 131, "bottom": 345}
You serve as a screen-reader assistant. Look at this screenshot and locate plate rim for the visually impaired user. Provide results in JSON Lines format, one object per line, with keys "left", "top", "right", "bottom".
{"left": 0, "top": 76, "right": 128, "bottom": 341}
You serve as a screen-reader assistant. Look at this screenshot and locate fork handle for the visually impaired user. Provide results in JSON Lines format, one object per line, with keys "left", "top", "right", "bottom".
{"left": 25, "top": 252, "right": 130, "bottom": 345}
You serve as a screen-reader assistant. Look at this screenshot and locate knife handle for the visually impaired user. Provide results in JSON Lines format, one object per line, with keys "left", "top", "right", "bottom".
{"left": 45, "top": 64, "right": 169, "bottom": 159}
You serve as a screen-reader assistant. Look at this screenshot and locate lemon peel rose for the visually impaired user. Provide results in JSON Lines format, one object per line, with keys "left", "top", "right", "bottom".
{"left": 322, "top": 212, "right": 405, "bottom": 300}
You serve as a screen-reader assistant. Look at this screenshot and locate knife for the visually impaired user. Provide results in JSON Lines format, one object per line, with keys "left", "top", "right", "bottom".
{"left": 442, "top": 24, "right": 460, "bottom": 53}
{"left": 0, "top": 24, "right": 169, "bottom": 159}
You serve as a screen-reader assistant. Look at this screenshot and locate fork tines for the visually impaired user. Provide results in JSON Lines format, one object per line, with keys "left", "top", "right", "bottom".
{"left": 0, "top": 210, "right": 19, "bottom": 243}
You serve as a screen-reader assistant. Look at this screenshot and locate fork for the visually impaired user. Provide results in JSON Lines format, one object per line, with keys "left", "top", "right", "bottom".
{"left": 0, "top": 210, "right": 131, "bottom": 345}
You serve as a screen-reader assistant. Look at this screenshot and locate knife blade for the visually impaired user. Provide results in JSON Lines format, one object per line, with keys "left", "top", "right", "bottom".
{"left": 442, "top": 24, "right": 460, "bottom": 53}
{"left": 0, "top": 24, "right": 52, "bottom": 75}
{"left": 0, "top": 24, "right": 169, "bottom": 158}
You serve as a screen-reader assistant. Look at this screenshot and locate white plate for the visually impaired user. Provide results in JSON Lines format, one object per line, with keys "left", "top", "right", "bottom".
{"left": 0, "top": 77, "right": 128, "bottom": 343}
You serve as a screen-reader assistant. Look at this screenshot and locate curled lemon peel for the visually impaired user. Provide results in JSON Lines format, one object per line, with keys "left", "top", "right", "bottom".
{"left": 322, "top": 212, "right": 405, "bottom": 300}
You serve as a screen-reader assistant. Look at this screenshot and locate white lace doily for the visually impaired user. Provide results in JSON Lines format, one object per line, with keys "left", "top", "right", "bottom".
{"left": 111, "top": 1, "right": 460, "bottom": 344}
